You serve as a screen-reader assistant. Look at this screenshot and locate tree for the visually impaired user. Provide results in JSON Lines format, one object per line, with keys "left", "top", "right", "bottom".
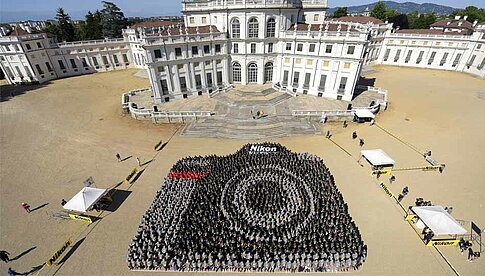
{"left": 389, "top": 14, "right": 409, "bottom": 29}
{"left": 450, "top": 6, "right": 485, "bottom": 23}
{"left": 332, "top": 7, "right": 348, "bottom": 18}
{"left": 370, "top": 1, "right": 387, "bottom": 21}
{"left": 82, "top": 11, "right": 103, "bottom": 40}
{"left": 100, "top": 1, "right": 128, "bottom": 38}
{"left": 408, "top": 12, "right": 437, "bottom": 29}
{"left": 55, "top": 8, "right": 75, "bottom": 42}
{"left": 384, "top": 9, "right": 398, "bottom": 20}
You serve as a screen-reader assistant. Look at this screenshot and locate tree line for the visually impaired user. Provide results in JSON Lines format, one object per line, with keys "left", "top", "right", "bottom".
{"left": 332, "top": 1, "right": 485, "bottom": 30}
{"left": 46, "top": 1, "right": 128, "bottom": 42}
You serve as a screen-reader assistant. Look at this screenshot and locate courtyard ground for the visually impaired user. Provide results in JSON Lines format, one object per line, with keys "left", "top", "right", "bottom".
{"left": 0, "top": 66, "right": 484, "bottom": 275}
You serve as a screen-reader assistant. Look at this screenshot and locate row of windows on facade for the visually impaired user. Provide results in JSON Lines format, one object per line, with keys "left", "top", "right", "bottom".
{"left": 285, "top": 43, "right": 355, "bottom": 55}
{"left": 157, "top": 59, "right": 223, "bottom": 73}
{"left": 388, "top": 39, "right": 473, "bottom": 48}
{"left": 154, "top": 44, "right": 222, "bottom": 59}
{"left": 2, "top": 41, "right": 43, "bottom": 52}
{"left": 3, "top": 54, "right": 130, "bottom": 78}
{"left": 278, "top": 70, "right": 348, "bottom": 93}
{"left": 283, "top": 57, "right": 353, "bottom": 69}
{"left": 383, "top": 48, "right": 485, "bottom": 69}
{"left": 159, "top": 71, "right": 224, "bottom": 94}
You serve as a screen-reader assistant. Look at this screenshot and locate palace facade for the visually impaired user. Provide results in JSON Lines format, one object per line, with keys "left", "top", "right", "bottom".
{"left": 1, "top": 0, "right": 484, "bottom": 104}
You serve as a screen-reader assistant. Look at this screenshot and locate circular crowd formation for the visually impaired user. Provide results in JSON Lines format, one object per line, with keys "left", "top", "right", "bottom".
{"left": 127, "top": 143, "right": 367, "bottom": 272}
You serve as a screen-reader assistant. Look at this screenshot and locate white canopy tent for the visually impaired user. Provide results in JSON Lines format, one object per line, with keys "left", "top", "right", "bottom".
{"left": 354, "top": 109, "right": 375, "bottom": 119}
{"left": 361, "top": 149, "right": 395, "bottom": 167}
{"left": 412, "top": 206, "right": 467, "bottom": 235}
{"left": 63, "top": 187, "right": 108, "bottom": 213}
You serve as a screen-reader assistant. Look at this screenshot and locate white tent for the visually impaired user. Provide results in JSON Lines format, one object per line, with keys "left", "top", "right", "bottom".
{"left": 361, "top": 149, "right": 395, "bottom": 167}
{"left": 412, "top": 206, "right": 467, "bottom": 235}
{"left": 63, "top": 187, "right": 108, "bottom": 213}
{"left": 354, "top": 109, "right": 375, "bottom": 119}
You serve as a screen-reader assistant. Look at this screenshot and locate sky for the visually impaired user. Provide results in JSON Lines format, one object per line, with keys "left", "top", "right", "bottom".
{"left": 1, "top": 0, "right": 484, "bottom": 22}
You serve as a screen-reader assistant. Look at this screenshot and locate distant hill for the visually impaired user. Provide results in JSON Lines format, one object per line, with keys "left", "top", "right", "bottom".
{"left": 328, "top": 1, "right": 458, "bottom": 16}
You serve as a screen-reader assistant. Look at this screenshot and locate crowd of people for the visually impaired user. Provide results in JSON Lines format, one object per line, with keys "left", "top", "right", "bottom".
{"left": 127, "top": 143, "right": 367, "bottom": 272}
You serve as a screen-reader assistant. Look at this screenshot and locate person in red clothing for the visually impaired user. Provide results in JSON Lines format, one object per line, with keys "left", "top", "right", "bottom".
{"left": 21, "top": 202, "right": 30, "bottom": 213}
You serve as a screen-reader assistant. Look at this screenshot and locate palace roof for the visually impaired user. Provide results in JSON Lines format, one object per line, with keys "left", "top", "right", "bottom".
{"left": 130, "top": 20, "right": 179, "bottom": 29}
{"left": 289, "top": 23, "right": 360, "bottom": 32}
{"left": 431, "top": 19, "right": 473, "bottom": 30}
{"left": 395, "top": 28, "right": 471, "bottom": 36}
{"left": 330, "top": 16, "right": 383, "bottom": 25}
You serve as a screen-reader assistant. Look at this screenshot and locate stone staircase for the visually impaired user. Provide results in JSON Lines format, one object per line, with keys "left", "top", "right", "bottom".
{"left": 181, "top": 115, "right": 320, "bottom": 139}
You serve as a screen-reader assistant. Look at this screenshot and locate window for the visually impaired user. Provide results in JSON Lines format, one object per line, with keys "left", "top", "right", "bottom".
{"left": 266, "top": 18, "right": 276, "bottom": 38}
{"left": 467, "top": 55, "right": 476, "bottom": 67}
{"left": 251, "top": 43, "right": 256, "bottom": 54}
{"left": 160, "top": 79, "right": 169, "bottom": 95}
{"left": 102, "top": 56, "right": 109, "bottom": 65}
{"left": 157, "top": 66, "right": 164, "bottom": 72}
{"left": 154, "top": 49, "right": 162, "bottom": 59}
{"left": 15, "top": 66, "right": 23, "bottom": 78}
{"left": 189, "top": 17, "right": 195, "bottom": 24}
{"left": 206, "top": 72, "right": 213, "bottom": 86}
{"left": 268, "top": 43, "right": 273, "bottom": 53}
{"left": 192, "top": 46, "right": 198, "bottom": 56}
{"left": 195, "top": 74, "right": 202, "bottom": 88}
{"left": 113, "top": 55, "right": 119, "bottom": 65}
{"left": 205, "top": 61, "right": 211, "bottom": 66}
{"left": 5, "top": 67, "right": 14, "bottom": 78}
{"left": 440, "top": 53, "right": 449, "bottom": 66}
{"left": 303, "top": 73, "right": 311, "bottom": 89}
{"left": 344, "top": 62, "right": 350, "bottom": 69}
{"left": 233, "top": 43, "right": 239, "bottom": 53}
{"left": 194, "top": 62, "right": 200, "bottom": 68}
{"left": 405, "top": 50, "right": 412, "bottom": 63}
{"left": 394, "top": 49, "right": 401, "bottom": 62}
{"left": 14, "top": 44, "right": 20, "bottom": 51}
{"left": 122, "top": 54, "right": 129, "bottom": 63}
{"left": 58, "top": 60, "right": 66, "bottom": 70}
{"left": 202, "top": 17, "right": 207, "bottom": 24}
{"left": 35, "top": 64, "right": 44, "bottom": 75}
{"left": 217, "top": 71, "right": 223, "bottom": 85}
{"left": 81, "top": 58, "right": 88, "bottom": 67}
{"left": 232, "top": 62, "right": 241, "bottom": 82}
{"left": 314, "top": 14, "right": 319, "bottom": 21}
{"left": 318, "top": 75, "right": 327, "bottom": 91}
{"left": 92, "top": 57, "right": 99, "bottom": 66}
{"left": 292, "top": 71, "right": 299, "bottom": 87}
{"left": 307, "top": 59, "right": 313, "bottom": 66}
{"left": 297, "top": 43, "right": 303, "bottom": 52}
{"left": 175, "top": 48, "right": 182, "bottom": 57}
{"left": 325, "top": 45, "right": 332, "bottom": 53}
{"left": 477, "top": 44, "right": 482, "bottom": 50}
{"left": 411, "top": 40, "right": 416, "bottom": 45}
{"left": 215, "top": 44, "right": 221, "bottom": 53}
{"left": 284, "top": 57, "right": 290, "bottom": 64}
{"left": 248, "top": 18, "right": 259, "bottom": 38}
{"left": 416, "top": 51, "right": 424, "bottom": 64}
{"left": 295, "top": 58, "right": 301, "bottom": 64}
{"left": 309, "top": 44, "right": 315, "bottom": 52}
{"left": 179, "top": 77, "right": 187, "bottom": 92}
{"left": 177, "top": 64, "right": 184, "bottom": 70}
{"left": 286, "top": 43, "right": 292, "bottom": 51}
{"left": 264, "top": 62, "right": 273, "bottom": 82}
{"left": 24, "top": 66, "right": 32, "bottom": 78}
{"left": 435, "top": 42, "right": 441, "bottom": 46}
{"left": 25, "top": 43, "right": 31, "bottom": 50}
{"left": 452, "top": 53, "right": 462, "bottom": 67}
{"left": 247, "top": 63, "right": 258, "bottom": 83}
{"left": 214, "top": 16, "right": 218, "bottom": 24}
{"left": 339, "top": 77, "right": 347, "bottom": 92}
{"left": 383, "top": 49, "right": 390, "bottom": 61}
{"left": 347, "top": 46, "right": 355, "bottom": 55}
{"left": 45, "top": 62, "right": 53, "bottom": 72}
{"left": 282, "top": 70, "right": 289, "bottom": 86}
{"left": 428, "top": 52, "right": 436, "bottom": 65}
{"left": 477, "top": 57, "right": 485, "bottom": 70}
{"left": 36, "top": 42, "right": 42, "bottom": 48}
{"left": 216, "top": 59, "right": 221, "bottom": 65}
{"left": 323, "top": 60, "right": 329, "bottom": 67}
{"left": 231, "top": 18, "right": 240, "bottom": 38}
{"left": 204, "top": 45, "right": 210, "bottom": 54}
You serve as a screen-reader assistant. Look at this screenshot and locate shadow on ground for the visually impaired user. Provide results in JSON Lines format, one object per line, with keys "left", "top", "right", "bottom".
{"left": 0, "top": 83, "right": 50, "bottom": 102}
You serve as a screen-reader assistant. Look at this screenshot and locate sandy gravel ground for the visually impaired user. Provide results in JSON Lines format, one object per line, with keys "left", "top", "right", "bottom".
{"left": 0, "top": 67, "right": 484, "bottom": 276}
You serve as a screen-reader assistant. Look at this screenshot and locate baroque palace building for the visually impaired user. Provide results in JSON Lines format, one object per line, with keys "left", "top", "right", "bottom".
{"left": 1, "top": 0, "right": 484, "bottom": 104}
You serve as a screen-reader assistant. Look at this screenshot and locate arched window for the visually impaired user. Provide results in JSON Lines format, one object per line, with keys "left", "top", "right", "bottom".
{"left": 266, "top": 18, "right": 276, "bottom": 38}
{"left": 264, "top": 62, "right": 273, "bottom": 82}
{"left": 232, "top": 62, "right": 241, "bottom": 82}
{"left": 231, "top": 18, "right": 240, "bottom": 38}
{"left": 247, "top": 63, "right": 258, "bottom": 83}
{"left": 248, "top": 18, "right": 259, "bottom": 38}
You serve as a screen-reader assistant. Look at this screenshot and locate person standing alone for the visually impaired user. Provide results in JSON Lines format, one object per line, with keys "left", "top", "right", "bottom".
{"left": 0, "top": 250, "right": 10, "bottom": 263}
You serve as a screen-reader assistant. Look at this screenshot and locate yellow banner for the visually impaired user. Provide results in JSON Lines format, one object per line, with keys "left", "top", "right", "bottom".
{"left": 371, "top": 169, "right": 392, "bottom": 176}
{"left": 124, "top": 167, "right": 139, "bottom": 184}
{"left": 427, "top": 240, "right": 459, "bottom": 247}
{"left": 69, "top": 213, "right": 93, "bottom": 224}
{"left": 154, "top": 139, "right": 163, "bottom": 150}
{"left": 422, "top": 165, "right": 442, "bottom": 171}
{"left": 379, "top": 182, "right": 394, "bottom": 198}
{"left": 46, "top": 239, "right": 72, "bottom": 266}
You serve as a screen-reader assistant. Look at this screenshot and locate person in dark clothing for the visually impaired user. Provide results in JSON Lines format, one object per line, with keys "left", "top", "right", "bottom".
{"left": 359, "top": 139, "right": 364, "bottom": 147}
{"left": 116, "top": 153, "right": 122, "bottom": 162}
{"left": 468, "top": 247, "right": 474, "bottom": 261}
{"left": 352, "top": 131, "right": 357, "bottom": 139}
{"left": 61, "top": 199, "right": 67, "bottom": 206}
